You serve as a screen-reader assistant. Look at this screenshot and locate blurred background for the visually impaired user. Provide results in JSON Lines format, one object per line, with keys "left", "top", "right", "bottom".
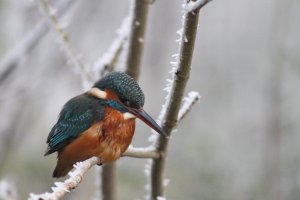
{"left": 0, "top": 0, "right": 300, "bottom": 199}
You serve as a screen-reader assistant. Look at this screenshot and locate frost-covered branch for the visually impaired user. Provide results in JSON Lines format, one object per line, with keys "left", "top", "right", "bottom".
{"left": 123, "top": 146, "right": 161, "bottom": 159}
{"left": 38, "top": 0, "right": 93, "bottom": 83}
{"left": 187, "top": 0, "right": 212, "bottom": 13}
{"left": 29, "top": 157, "right": 100, "bottom": 200}
{"left": 0, "top": 0, "right": 75, "bottom": 84}
{"left": 178, "top": 91, "right": 201, "bottom": 124}
{"left": 28, "top": 145, "right": 162, "bottom": 200}
{"left": 149, "top": 0, "right": 211, "bottom": 199}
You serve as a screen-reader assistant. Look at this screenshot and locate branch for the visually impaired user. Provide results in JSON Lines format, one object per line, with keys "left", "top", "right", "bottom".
{"left": 124, "top": 0, "right": 151, "bottom": 79}
{"left": 123, "top": 146, "right": 161, "bottom": 159}
{"left": 28, "top": 145, "right": 160, "bottom": 200}
{"left": 38, "top": 0, "right": 93, "bottom": 83}
{"left": 149, "top": 0, "right": 211, "bottom": 198}
{"left": 177, "top": 91, "right": 200, "bottom": 124}
{"left": 186, "top": 0, "right": 212, "bottom": 13}
{"left": 101, "top": 163, "right": 117, "bottom": 200}
{"left": 28, "top": 157, "right": 100, "bottom": 200}
{"left": 0, "top": 0, "right": 75, "bottom": 84}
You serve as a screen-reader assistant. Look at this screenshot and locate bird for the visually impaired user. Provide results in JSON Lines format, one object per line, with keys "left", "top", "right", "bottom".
{"left": 44, "top": 71, "right": 166, "bottom": 178}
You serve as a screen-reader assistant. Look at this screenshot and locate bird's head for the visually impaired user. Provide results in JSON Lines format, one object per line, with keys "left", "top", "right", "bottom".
{"left": 89, "top": 72, "right": 167, "bottom": 138}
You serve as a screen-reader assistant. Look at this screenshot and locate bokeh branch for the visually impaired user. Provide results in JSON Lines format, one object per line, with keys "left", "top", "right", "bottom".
{"left": 0, "top": 0, "right": 75, "bottom": 84}
{"left": 93, "top": 16, "right": 131, "bottom": 77}
{"left": 149, "top": 1, "right": 211, "bottom": 199}
{"left": 38, "top": 0, "right": 93, "bottom": 83}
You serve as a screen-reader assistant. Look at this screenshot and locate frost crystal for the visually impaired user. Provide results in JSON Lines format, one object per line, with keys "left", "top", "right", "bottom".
{"left": 178, "top": 91, "right": 201, "bottom": 121}
{"left": 138, "top": 37, "right": 144, "bottom": 43}
{"left": 186, "top": 0, "right": 209, "bottom": 13}
{"left": 135, "top": 21, "right": 141, "bottom": 26}
{"left": 163, "top": 178, "right": 170, "bottom": 187}
{"left": 0, "top": 179, "right": 18, "bottom": 200}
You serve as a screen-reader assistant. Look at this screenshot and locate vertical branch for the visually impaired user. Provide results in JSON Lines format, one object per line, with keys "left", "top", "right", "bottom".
{"left": 124, "top": 0, "right": 150, "bottom": 79}
{"left": 39, "top": 0, "right": 93, "bottom": 83}
{"left": 101, "top": 164, "right": 117, "bottom": 200}
{"left": 262, "top": 1, "right": 292, "bottom": 200}
{"left": 150, "top": 1, "right": 210, "bottom": 199}
{"left": 101, "top": 0, "right": 151, "bottom": 199}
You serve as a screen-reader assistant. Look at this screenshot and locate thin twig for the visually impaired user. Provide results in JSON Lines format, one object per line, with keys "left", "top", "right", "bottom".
{"left": 29, "top": 157, "right": 100, "bottom": 200}
{"left": 38, "top": 0, "right": 93, "bottom": 83}
{"left": 186, "top": 0, "right": 212, "bottom": 13}
{"left": 177, "top": 91, "right": 200, "bottom": 124}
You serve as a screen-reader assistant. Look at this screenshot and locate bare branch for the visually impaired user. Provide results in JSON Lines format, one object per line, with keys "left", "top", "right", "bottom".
{"left": 124, "top": 0, "right": 151, "bottom": 79}
{"left": 28, "top": 157, "right": 100, "bottom": 200}
{"left": 123, "top": 146, "right": 161, "bottom": 159}
{"left": 177, "top": 91, "right": 200, "bottom": 124}
{"left": 38, "top": 0, "right": 93, "bottom": 83}
{"left": 149, "top": 1, "right": 210, "bottom": 198}
{"left": 101, "top": 164, "right": 117, "bottom": 200}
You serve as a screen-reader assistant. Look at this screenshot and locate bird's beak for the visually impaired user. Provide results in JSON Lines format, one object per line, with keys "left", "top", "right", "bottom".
{"left": 126, "top": 107, "right": 168, "bottom": 138}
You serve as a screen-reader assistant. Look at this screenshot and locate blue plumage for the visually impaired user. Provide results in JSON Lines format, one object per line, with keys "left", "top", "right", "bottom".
{"left": 45, "top": 72, "right": 148, "bottom": 156}
{"left": 45, "top": 72, "right": 166, "bottom": 178}
{"left": 94, "top": 72, "right": 145, "bottom": 108}
{"left": 45, "top": 94, "right": 105, "bottom": 155}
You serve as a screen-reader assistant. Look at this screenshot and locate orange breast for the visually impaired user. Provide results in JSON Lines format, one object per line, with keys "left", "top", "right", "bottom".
{"left": 98, "top": 106, "right": 136, "bottom": 162}
{"left": 53, "top": 105, "right": 135, "bottom": 178}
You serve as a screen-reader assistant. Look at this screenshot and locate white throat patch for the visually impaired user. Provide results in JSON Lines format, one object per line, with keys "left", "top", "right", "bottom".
{"left": 123, "top": 112, "right": 136, "bottom": 120}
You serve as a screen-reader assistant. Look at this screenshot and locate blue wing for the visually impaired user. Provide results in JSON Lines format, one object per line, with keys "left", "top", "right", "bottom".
{"left": 45, "top": 94, "right": 105, "bottom": 155}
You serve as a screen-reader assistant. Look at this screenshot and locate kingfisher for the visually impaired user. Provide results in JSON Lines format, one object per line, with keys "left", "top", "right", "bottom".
{"left": 44, "top": 72, "right": 166, "bottom": 178}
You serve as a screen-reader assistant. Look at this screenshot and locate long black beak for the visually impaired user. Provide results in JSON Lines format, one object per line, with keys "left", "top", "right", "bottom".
{"left": 126, "top": 107, "right": 168, "bottom": 138}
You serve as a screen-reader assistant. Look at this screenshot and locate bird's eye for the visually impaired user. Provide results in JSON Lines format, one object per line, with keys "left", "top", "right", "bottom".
{"left": 120, "top": 98, "right": 131, "bottom": 107}
{"left": 124, "top": 100, "right": 131, "bottom": 107}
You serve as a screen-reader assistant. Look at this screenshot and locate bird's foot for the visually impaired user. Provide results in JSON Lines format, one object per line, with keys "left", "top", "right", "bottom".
{"left": 97, "top": 157, "right": 102, "bottom": 166}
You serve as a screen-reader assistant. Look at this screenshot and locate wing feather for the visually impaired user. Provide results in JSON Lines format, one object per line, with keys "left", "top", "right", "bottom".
{"left": 45, "top": 94, "right": 105, "bottom": 155}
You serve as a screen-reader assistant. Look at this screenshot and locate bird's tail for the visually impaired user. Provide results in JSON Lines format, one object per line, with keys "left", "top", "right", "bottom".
{"left": 52, "top": 158, "right": 73, "bottom": 178}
